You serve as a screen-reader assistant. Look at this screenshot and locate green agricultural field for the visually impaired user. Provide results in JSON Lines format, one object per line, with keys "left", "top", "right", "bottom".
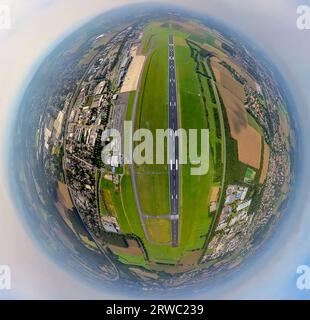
{"left": 126, "top": 91, "right": 136, "bottom": 121}
{"left": 244, "top": 167, "right": 256, "bottom": 183}
{"left": 100, "top": 178, "right": 125, "bottom": 220}
{"left": 113, "top": 251, "right": 150, "bottom": 268}
{"left": 145, "top": 218, "right": 172, "bottom": 244}
{"left": 189, "top": 33, "right": 215, "bottom": 47}
{"left": 174, "top": 32, "right": 217, "bottom": 252}
{"left": 247, "top": 113, "right": 264, "bottom": 136}
{"left": 119, "top": 174, "right": 144, "bottom": 234}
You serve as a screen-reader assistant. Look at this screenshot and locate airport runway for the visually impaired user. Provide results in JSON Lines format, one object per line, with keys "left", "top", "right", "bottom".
{"left": 168, "top": 34, "right": 180, "bottom": 247}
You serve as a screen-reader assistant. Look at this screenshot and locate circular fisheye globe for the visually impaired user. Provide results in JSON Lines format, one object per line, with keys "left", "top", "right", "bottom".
{"left": 11, "top": 4, "right": 296, "bottom": 295}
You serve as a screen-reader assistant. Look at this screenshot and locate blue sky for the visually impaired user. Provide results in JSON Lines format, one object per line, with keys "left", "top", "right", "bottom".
{"left": 1, "top": 0, "right": 310, "bottom": 299}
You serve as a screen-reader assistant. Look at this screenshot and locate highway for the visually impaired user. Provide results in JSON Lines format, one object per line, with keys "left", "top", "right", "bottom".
{"left": 168, "top": 34, "right": 180, "bottom": 247}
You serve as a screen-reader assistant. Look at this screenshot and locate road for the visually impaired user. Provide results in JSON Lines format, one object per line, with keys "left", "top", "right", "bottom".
{"left": 168, "top": 34, "right": 180, "bottom": 247}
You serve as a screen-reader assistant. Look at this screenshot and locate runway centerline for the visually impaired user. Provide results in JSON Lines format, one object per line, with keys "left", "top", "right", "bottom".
{"left": 168, "top": 34, "right": 180, "bottom": 247}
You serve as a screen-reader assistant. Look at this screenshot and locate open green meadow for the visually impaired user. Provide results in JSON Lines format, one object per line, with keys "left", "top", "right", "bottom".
{"left": 133, "top": 21, "right": 225, "bottom": 262}
{"left": 134, "top": 22, "right": 171, "bottom": 216}
{"left": 173, "top": 30, "right": 224, "bottom": 252}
